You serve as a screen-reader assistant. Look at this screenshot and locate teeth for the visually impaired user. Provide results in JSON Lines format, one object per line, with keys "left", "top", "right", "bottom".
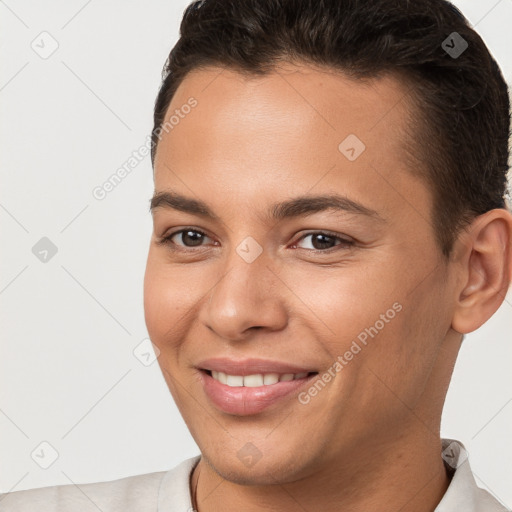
{"left": 210, "top": 371, "right": 311, "bottom": 387}
{"left": 263, "top": 373, "right": 280, "bottom": 385}
{"left": 243, "top": 374, "right": 264, "bottom": 387}
{"left": 226, "top": 374, "right": 244, "bottom": 387}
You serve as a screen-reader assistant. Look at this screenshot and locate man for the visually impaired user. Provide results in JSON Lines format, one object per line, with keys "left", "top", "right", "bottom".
{"left": 2, "top": 0, "right": 511, "bottom": 510}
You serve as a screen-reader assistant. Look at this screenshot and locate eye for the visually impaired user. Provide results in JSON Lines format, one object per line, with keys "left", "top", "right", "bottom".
{"left": 293, "top": 231, "right": 354, "bottom": 251}
{"left": 156, "top": 229, "right": 353, "bottom": 253}
{"left": 157, "top": 228, "right": 215, "bottom": 249}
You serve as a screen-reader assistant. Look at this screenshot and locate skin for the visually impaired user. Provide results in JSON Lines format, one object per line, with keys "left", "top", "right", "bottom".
{"left": 143, "top": 63, "right": 512, "bottom": 512}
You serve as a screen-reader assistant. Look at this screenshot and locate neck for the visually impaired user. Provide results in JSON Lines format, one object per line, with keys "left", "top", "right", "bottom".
{"left": 191, "top": 431, "right": 451, "bottom": 512}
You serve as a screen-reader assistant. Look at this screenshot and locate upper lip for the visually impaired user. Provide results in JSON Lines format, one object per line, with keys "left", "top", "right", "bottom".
{"left": 197, "top": 357, "right": 317, "bottom": 376}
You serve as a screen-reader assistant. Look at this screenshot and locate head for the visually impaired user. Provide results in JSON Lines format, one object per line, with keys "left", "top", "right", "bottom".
{"left": 144, "top": 0, "right": 512, "bottom": 484}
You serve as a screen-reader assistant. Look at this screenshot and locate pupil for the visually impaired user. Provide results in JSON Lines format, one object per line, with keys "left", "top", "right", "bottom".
{"left": 184, "top": 230, "right": 203, "bottom": 246}
{"left": 313, "top": 234, "right": 333, "bottom": 250}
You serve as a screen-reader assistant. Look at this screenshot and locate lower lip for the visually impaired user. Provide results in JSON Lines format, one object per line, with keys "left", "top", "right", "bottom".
{"left": 200, "top": 370, "right": 317, "bottom": 415}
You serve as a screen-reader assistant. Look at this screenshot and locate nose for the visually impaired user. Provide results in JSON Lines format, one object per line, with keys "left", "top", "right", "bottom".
{"left": 200, "top": 249, "right": 288, "bottom": 341}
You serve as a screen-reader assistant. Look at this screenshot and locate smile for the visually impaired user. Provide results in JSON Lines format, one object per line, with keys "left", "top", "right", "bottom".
{"left": 199, "top": 368, "right": 319, "bottom": 415}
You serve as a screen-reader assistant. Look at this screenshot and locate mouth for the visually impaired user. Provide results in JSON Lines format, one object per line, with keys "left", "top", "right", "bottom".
{"left": 198, "top": 368, "right": 319, "bottom": 415}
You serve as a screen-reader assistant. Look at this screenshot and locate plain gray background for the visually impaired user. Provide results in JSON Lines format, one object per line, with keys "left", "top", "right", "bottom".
{"left": 1, "top": 0, "right": 511, "bottom": 508}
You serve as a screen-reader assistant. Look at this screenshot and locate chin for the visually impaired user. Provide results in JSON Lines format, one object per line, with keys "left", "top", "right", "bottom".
{"left": 211, "top": 461, "right": 288, "bottom": 486}
{"left": 202, "top": 447, "right": 312, "bottom": 487}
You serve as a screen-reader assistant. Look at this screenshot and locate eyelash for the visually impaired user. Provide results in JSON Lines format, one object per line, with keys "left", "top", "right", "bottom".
{"left": 156, "top": 227, "right": 354, "bottom": 253}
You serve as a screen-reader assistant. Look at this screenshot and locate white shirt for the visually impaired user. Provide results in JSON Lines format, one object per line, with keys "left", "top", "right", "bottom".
{"left": 0, "top": 439, "right": 509, "bottom": 511}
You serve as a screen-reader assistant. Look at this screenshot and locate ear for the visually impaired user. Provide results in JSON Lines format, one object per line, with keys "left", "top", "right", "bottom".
{"left": 451, "top": 208, "right": 512, "bottom": 334}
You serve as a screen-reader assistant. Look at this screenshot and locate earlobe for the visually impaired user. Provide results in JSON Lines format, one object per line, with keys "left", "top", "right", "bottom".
{"left": 451, "top": 209, "right": 512, "bottom": 335}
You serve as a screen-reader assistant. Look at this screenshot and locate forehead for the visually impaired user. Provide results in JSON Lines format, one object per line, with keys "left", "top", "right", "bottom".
{"left": 174, "top": 62, "right": 410, "bottom": 113}
{"left": 155, "top": 62, "right": 414, "bottom": 165}
{"left": 153, "top": 63, "right": 429, "bottom": 223}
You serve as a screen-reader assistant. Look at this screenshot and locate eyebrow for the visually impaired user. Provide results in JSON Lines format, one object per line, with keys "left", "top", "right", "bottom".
{"left": 149, "top": 191, "right": 383, "bottom": 222}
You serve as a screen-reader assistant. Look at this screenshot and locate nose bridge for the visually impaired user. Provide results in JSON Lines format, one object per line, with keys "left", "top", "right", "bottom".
{"left": 204, "top": 238, "right": 287, "bottom": 339}
{"left": 213, "top": 240, "right": 273, "bottom": 310}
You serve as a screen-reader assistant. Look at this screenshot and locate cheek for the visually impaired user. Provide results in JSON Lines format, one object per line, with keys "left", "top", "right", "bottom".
{"left": 143, "top": 259, "right": 194, "bottom": 399}
{"left": 143, "top": 255, "right": 183, "bottom": 346}
{"left": 285, "top": 261, "right": 405, "bottom": 353}
{"left": 143, "top": 254, "right": 211, "bottom": 354}
{"left": 351, "top": 271, "right": 450, "bottom": 410}
{"left": 143, "top": 261, "right": 166, "bottom": 340}
{"left": 286, "top": 255, "right": 442, "bottom": 392}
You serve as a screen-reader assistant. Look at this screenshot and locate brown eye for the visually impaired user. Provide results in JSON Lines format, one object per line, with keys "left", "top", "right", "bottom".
{"left": 173, "top": 230, "right": 207, "bottom": 247}
{"left": 295, "top": 232, "right": 354, "bottom": 251}
{"left": 157, "top": 228, "right": 214, "bottom": 250}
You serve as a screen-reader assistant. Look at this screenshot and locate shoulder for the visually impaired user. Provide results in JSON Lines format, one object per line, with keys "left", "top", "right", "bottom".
{"left": 0, "top": 470, "right": 166, "bottom": 512}
{"left": 0, "top": 455, "right": 201, "bottom": 512}
{"left": 470, "top": 484, "right": 511, "bottom": 512}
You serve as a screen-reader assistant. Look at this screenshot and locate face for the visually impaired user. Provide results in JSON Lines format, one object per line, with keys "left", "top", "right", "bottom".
{"left": 143, "top": 63, "right": 459, "bottom": 484}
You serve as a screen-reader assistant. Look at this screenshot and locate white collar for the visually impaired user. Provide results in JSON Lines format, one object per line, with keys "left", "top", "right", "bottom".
{"left": 435, "top": 438, "right": 508, "bottom": 511}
